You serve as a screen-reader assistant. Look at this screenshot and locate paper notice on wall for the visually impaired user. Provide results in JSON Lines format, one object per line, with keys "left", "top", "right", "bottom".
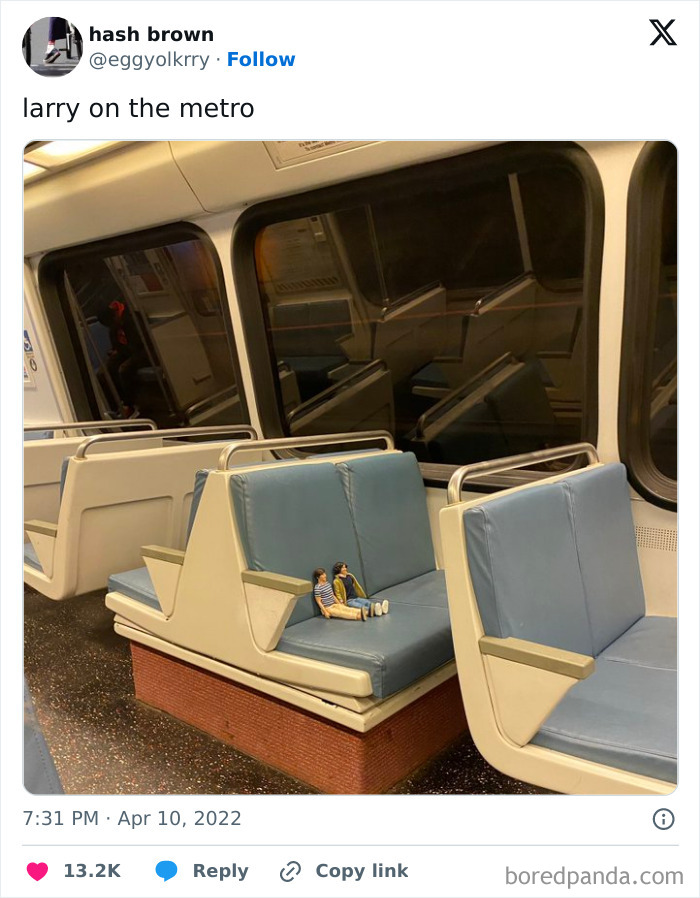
{"left": 24, "top": 329, "right": 37, "bottom": 386}
{"left": 265, "top": 140, "right": 375, "bottom": 169}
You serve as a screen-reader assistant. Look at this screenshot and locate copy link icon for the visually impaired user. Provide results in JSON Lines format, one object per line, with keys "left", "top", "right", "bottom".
{"left": 280, "top": 861, "right": 302, "bottom": 882}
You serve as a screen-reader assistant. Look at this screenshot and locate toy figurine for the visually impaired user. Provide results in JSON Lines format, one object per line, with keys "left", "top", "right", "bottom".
{"left": 332, "top": 561, "right": 389, "bottom": 617}
{"left": 313, "top": 569, "right": 367, "bottom": 621}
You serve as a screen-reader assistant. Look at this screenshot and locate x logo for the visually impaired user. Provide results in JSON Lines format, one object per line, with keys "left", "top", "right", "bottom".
{"left": 650, "top": 19, "right": 677, "bottom": 45}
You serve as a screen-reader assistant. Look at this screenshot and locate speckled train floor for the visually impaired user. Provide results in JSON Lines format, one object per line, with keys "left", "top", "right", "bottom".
{"left": 24, "top": 587, "right": 549, "bottom": 795}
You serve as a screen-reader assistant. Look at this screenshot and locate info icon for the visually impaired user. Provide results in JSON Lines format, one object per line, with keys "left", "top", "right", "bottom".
{"left": 652, "top": 808, "right": 675, "bottom": 830}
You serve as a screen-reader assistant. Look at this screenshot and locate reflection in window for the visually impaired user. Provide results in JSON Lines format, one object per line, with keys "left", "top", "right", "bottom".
{"left": 255, "top": 162, "right": 593, "bottom": 465}
{"left": 60, "top": 237, "right": 243, "bottom": 427}
{"left": 649, "top": 157, "right": 677, "bottom": 480}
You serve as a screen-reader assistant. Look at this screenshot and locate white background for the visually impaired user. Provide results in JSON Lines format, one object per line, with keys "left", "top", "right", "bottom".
{"left": 2, "top": 2, "right": 698, "bottom": 896}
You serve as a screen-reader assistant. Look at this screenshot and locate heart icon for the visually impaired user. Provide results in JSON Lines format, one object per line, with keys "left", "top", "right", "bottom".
{"left": 27, "top": 863, "right": 48, "bottom": 881}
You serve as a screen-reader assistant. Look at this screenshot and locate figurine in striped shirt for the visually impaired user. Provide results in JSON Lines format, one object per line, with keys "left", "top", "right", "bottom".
{"left": 313, "top": 568, "right": 367, "bottom": 621}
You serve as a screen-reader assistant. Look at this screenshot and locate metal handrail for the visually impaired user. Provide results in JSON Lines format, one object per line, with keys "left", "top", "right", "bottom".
{"left": 471, "top": 272, "right": 535, "bottom": 317}
{"left": 218, "top": 430, "right": 394, "bottom": 471}
{"left": 75, "top": 425, "right": 258, "bottom": 459}
{"left": 414, "top": 353, "right": 517, "bottom": 439}
{"left": 381, "top": 281, "right": 442, "bottom": 316}
{"left": 446, "top": 442, "right": 599, "bottom": 505}
{"left": 185, "top": 384, "right": 239, "bottom": 419}
{"left": 24, "top": 419, "right": 157, "bottom": 434}
{"left": 288, "top": 360, "right": 388, "bottom": 426}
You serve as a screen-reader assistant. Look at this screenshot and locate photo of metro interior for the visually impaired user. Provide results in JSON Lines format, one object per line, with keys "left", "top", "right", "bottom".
{"left": 23, "top": 140, "right": 677, "bottom": 795}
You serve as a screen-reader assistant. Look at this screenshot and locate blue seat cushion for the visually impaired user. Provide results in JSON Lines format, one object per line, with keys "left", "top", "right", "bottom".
{"left": 531, "top": 658, "right": 677, "bottom": 783}
{"left": 285, "top": 355, "right": 346, "bottom": 375}
{"left": 374, "top": 569, "right": 449, "bottom": 609}
{"left": 136, "top": 366, "right": 160, "bottom": 382}
{"left": 485, "top": 360, "right": 557, "bottom": 455}
{"left": 276, "top": 602, "right": 454, "bottom": 698}
{"left": 337, "top": 453, "right": 435, "bottom": 595}
{"left": 424, "top": 402, "right": 508, "bottom": 465}
{"left": 107, "top": 567, "right": 161, "bottom": 611}
{"left": 412, "top": 362, "right": 448, "bottom": 389}
{"left": 284, "top": 356, "right": 347, "bottom": 400}
{"left": 600, "top": 616, "right": 676, "bottom": 672}
{"left": 24, "top": 542, "right": 43, "bottom": 572}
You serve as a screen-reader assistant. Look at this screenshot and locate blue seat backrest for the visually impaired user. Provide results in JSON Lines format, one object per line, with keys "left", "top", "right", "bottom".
{"left": 87, "top": 319, "right": 112, "bottom": 371}
{"left": 336, "top": 453, "right": 435, "bottom": 596}
{"left": 58, "top": 457, "right": 71, "bottom": 503}
{"left": 464, "top": 464, "right": 645, "bottom": 658}
{"left": 24, "top": 431, "right": 54, "bottom": 441}
{"left": 186, "top": 469, "right": 211, "bottom": 544}
{"left": 273, "top": 300, "right": 350, "bottom": 358}
{"left": 562, "top": 464, "right": 644, "bottom": 654}
{"left": 464, "top": 480, "right": 594, "bottom": 656}
{"left": 427, "top": 400, "right": 508, "bottom": 465}
{"left": 187, "top": 459, "right": 310, "bottom": 546}
{"left": 486, "top": 361, "right": 556, "bottom": 454}
{"left": 231, "top": 463, "right": 363, "bottom": 625}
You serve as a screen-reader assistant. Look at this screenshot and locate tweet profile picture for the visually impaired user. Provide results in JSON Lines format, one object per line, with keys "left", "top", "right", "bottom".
{"left": 23, "top": 17, "right": 83, "bottom": 76}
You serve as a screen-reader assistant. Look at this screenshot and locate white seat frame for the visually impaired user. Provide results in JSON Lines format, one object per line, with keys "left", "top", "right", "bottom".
{"left": 439, "top": 446, "right": 675, "bottom": 795}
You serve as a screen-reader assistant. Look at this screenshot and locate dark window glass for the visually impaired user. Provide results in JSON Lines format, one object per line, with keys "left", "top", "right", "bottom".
{"left": 519, "top": 167, "right": 586, "bottom": 283}
{"left": 620, "top": 143, "right": 677, "bottom": 506}
{"left": 252, "top": 155, "right": 596, "bottom": 466}
{"left": 649, "top": 158, "right": 677, "bottom": 479}
{"left": 48, "top": 233, "right": 245, "bottom": 428}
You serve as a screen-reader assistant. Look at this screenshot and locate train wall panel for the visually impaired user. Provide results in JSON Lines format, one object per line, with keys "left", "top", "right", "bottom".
{"left": 171, "top": 140, "right": 494, "bottom": 214}
{"left": 24, "top": 142, "right": 204, "bottom": 255}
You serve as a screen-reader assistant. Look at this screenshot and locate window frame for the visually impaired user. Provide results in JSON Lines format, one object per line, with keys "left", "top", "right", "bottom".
{"left": 38, "top": 222, "right": 249, "bottom": 425}
{"left": 233, "top": 142, "right": 604, "bottom": 481}
{"left": 619, "top": 141, "right": 677, "bottom": 511}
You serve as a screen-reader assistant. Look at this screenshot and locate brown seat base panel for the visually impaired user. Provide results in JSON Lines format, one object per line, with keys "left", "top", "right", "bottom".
{"left": 130, "top": 643, "right": 468, "bottom": 794}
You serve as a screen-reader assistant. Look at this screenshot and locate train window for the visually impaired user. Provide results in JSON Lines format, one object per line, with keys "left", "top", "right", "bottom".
{"left": 620, "top": 142, "right": 677, "bottom": 508}
{"left": 39, "top": 226, "right": 248, "bottom": 428}
{"left": 236, "top": 144, "right": 602, "bottom": 470}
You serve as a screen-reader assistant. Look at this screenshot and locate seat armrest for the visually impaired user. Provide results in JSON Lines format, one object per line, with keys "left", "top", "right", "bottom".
{"left": 479, "top": 636, "right": 595, "bottom": 680}
{"left": 24, "top": 520, "right": 58, "bottom": 537}
{"left": 242, "top": 570, "right": 312, "bottom": 596}
{"left": 241, "top": 571, "right": 312, "bottom": 652}
{"left": 142, "top": 545, "right": 185, "bottom": 566}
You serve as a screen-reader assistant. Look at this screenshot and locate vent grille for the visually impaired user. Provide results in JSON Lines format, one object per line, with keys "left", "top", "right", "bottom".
{"left": 635, "top": 526, "right": 677, "bottom": 553}
{"left": 276, "top": 276, "right": 341, "bottom": 294}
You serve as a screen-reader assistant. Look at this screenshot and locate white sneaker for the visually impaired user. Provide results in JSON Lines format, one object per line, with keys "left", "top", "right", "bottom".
{"left": 382, "top": 600, "right": 390, "bottom": 614}
{"left": 374, "top": 602, "right": 383, "bottom": 617}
